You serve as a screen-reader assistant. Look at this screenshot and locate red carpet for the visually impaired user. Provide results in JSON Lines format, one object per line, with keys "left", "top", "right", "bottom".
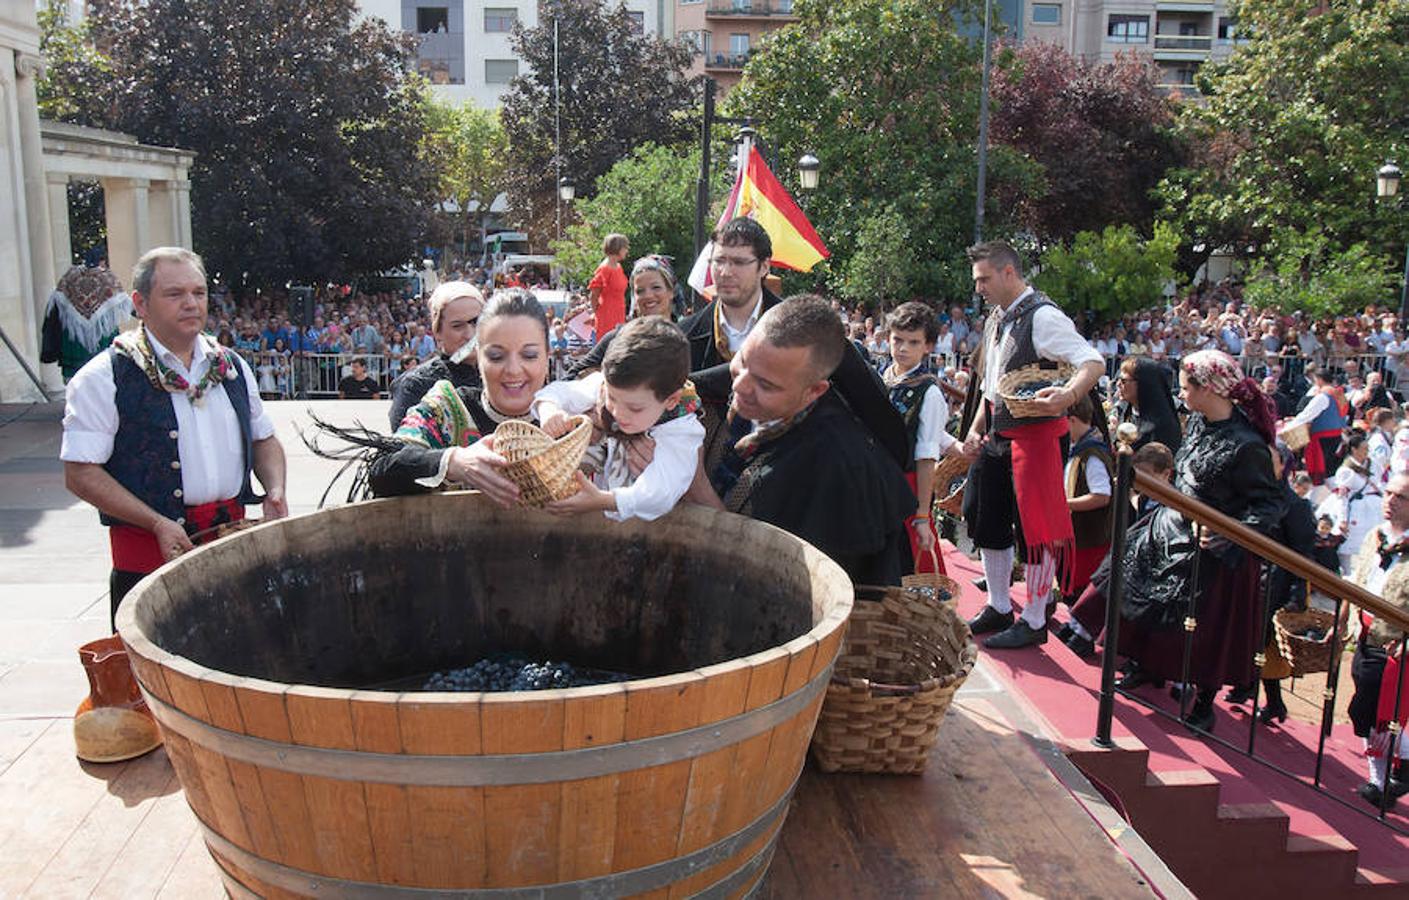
{"left": 941, "top": 545, "right": 1409, "bottom": 874}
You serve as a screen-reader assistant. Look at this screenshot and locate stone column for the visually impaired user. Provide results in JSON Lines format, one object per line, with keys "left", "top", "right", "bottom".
{"left": 14, "top": 52, "right": 59, "bottom": 391}
{"left": 47, "top": 173, "right": 71, "bottom": 275}
{"left": 148, "top": 179, "right": 179, "bottom": 249}
{"left": 0, "top": 46, "right": 44, "bottom": 400}
{"left": 102, "top": 177, "right": 150, "bottom": 290}
{"left": 174, "top": 177, "right": 192, "bottom": 249}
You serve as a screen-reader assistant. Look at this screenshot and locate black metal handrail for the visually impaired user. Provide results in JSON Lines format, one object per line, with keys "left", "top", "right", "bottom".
{"left": 1095, "top": 425, "right": 1409, "bottom": 830}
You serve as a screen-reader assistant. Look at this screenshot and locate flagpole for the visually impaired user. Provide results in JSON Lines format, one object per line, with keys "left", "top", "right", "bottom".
{"left": 695, "top": 78, "right": 716, "bottom": 260}
{"left": 974, "top": 0, "right": 994, "bottom": 244}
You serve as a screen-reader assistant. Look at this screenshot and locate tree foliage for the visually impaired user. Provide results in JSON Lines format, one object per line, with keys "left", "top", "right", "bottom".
{"left": 1157, "top": 0, "right": 1409, "bottom": 277}
{"left": 990, "top": 42, "right": 1184, "bottom": 248}
{"left": 421, "top": 95, "right": 509, "bottom": 253}
{"left": 835, "top": 205, "right": 917, "bottom": 309}
{"left": 549, "top": 142, "right": 730, "bottom": 285}
{"left": 500, "top": 0, "right": 697, "bottom": 247}
{"left": 1242, "top": 229, "right": 1398, "bottom": 319}
{"left": 35, "top": 1, "right": 112, "bottom": 125}
{"left": 41, "top": 0, "right": 440, "bottom": 288}
{"left": 1034, "top": 222, "right": 1182, "bottom": 323}
{"left": 727, "top": 0, "right": 1041, "bottom": 304}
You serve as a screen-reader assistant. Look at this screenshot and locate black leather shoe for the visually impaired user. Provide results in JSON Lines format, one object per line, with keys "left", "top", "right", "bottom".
{"left": 967, "top": 606, "right": 1014, "bottom": 636}
{"left": 984, "top": 620, "right": 1048, "bottom": 649}
{"left": 1055, "top": 623, "right": 1075, "bottom": 644}
{"left": 1224, "top": 684, "right": 1255, "bottom": 705}
{"left": 1358, "top": 782, "right": 1390, "bottom": 808}
{"left": 1066, "top": 634, "right": 1096, "bottom": 659}
{"left": 1116, "top": 668, "right": 1166, "bottom": 691}
{"left": 1183, "top": 706, "right": 1215, "bottom": 734}
{"left": 1258, "top": 698, "right": 1288, "bottom": 725}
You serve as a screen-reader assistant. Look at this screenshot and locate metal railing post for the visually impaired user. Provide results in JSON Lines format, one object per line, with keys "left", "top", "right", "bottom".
{"left": 1094, "top": 423, "right": 1139, "bottom": 748}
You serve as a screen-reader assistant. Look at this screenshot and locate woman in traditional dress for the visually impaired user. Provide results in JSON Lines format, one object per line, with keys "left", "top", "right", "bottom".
{"left": 1113, "top": 349, "right": 1285, "bottom": 733}
{"left": 311, "top": 289, "right": 548, "bottom": 507}
{"left": 1115, "top": 356, "right": 1183, "bottom": 454}
{"left": 1320, "top": 432, "right": 1386, "bottom": 576}
{"left": 387, "top": 281, "right": 486, "bottom": 429}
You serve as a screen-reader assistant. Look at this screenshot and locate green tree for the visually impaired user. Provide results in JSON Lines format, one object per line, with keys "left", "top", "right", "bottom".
{"left": 1243, "top": 229, "right": 1397, "bottom": 319}
{"left": 835, "top": 205, "right": 917, "bottom": 309}
{"left": 1034, "top": 222, "right": 1182, "bottom": 323}
{"left": 421, "top": 95, "right": 509, "bottom": 256}
{"left": 1157, "top": 0, "right": 1409, "bottom": 279}
{"left": 549, "top": 142, "right": 730, "bottom": 285}
{"left": 54, "top": 0, "right": 440, "bottom": 288}
{"left": 500, "top": 0, "right": 697, "bottom": 247}
{"left": 727, "top": 0, "right": 1041, "bottom": 304}
{"left": 35, "top": 0, "right": 113, "bottom": 125}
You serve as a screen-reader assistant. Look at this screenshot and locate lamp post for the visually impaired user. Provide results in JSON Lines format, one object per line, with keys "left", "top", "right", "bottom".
{"left": 797, "top": 153, "right": 820, "bottom": 192}
{"left": 1379, "top": 160, "right": 1407, "bottom": 320}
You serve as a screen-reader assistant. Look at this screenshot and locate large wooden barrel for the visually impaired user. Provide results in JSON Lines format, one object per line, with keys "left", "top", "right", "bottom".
{"left": 116, "top": 494, "right": 852, "bottom": 899}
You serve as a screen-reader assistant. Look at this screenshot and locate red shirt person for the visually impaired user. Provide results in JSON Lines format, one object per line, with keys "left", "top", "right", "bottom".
{"left": 588, "top": 233, "right": 630, "bottom": 338}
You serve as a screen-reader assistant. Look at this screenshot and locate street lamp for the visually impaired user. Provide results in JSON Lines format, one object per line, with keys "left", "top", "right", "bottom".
{"left": 558, "top": 176, "right": 576, "bottom": 203}
{"left": 797, "top": 153, "right": 820, "bottom": 192}
{"left": 1378, "top": 160, "right": 1408, "bottom": 319}
{"left": 1379, "top": 160, "right": 1402, "bottom": 199}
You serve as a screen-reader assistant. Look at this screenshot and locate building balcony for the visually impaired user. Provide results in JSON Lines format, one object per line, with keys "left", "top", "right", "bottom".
{"left": 705, "top": 1, "right": 798, "bottom": 20}
{"left": 1154, "top": 34, "right": 1212, "bottom": 50}
{"left": 704, "top": 52, "right": 752, "bottom": 71}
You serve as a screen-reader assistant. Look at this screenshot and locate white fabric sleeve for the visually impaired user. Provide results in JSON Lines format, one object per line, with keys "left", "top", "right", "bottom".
{"left": 1084, "top": 455, "right": 1112, "bottom": 496}
{"left": 913, "top": 384, "right": 955, "bottom": 461}
{"left": 234, "top": 353, "right": 276, "bottom": 440}
{"left": 533, "top": 370, "right": 602, "bottom": 418}
{"left": 1289, "top": 392, "right": 1329, "bottom": 428}
{"left": 414, "top": 449, "right": 454, "bottom": 489}
{"left": 1032, "top": 306, "right": 1103, "bottom": 368}
{"left": 607, "top": 414, "right": 706, "bottom": 522}
{"left": 59, "top": 352, "right": 119, "bottom": 463}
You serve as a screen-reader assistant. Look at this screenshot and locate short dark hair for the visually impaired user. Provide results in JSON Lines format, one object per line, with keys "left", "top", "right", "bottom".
{"left": 1068, "top": 394, "right": 1096, "bottom": 424}
{"left": 711, "top": 217, "right": 771, "bottom": 262}
{"left": 603, "top": 233, "right": 629, "bottom": 256}
{"left": 758, "top": 294, "right": 845, "bottom": 381}
{"left": 1132, "top": 441, "right": 1174, "bottom": 473}
{"left": 351, "top": 357, "right": 367, "bottom": 368}
{"left": 966, "top": 240, "right": 1024, "bottom": 277}
{"left": 886, "top": 302, "right": 938, "bottom": 343}
{"left": 481, "top": 288, "right": 549, "bottom": 343}
{"left": 601, "top": 316, "right": 690, "bottom": 400}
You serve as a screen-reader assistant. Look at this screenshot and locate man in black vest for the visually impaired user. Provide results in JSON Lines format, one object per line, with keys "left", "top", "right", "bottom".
{"left": 960, "top": 241, "right": 1104, "bottom": 649}
{"left": 61, "top": 247, "right": 289, "bottom": 631}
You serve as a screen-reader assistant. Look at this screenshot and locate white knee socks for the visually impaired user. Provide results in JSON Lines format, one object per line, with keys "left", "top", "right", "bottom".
{"left": 981, "top": 546, "right": 1015, "bottom": 614}
{"left": 1021, "top": 552, "right": 1057, "bottom": 631}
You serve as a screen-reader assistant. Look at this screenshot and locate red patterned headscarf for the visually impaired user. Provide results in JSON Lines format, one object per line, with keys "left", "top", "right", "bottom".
{"left": 1181, "top": 349, "right": 1277, "bottom": 444}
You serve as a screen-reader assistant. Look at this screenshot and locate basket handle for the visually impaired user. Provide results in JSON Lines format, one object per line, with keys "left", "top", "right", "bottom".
{"left": 920, "top": 546, "right": 941, "bottom": 578}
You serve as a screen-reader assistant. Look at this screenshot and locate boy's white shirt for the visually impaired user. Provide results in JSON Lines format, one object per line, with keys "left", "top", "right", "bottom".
{"left": 533, "top": 372, "right": 705, "bottom": 521}
{"left": 887, "top": 362, "right": 956, "bottom": 461}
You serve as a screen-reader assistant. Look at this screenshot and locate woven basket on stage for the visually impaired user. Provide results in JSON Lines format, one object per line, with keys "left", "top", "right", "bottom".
{"left": 933, "top": 453, "right": 969, "bottom": 517}
{"left": 1273, "top": 607, "right": 1338, "bottom": 676}
{"left": 998, "top": 362, "right": 1076, "bottom": 419}
{"left": 1279, "top": 422, "right": 1311, "bottom": 452}
{"left": 810, "top": 584, "right": 978, "bottom": 775}
{"left": 494, "top": 416, "right": 593, "bottom": 507}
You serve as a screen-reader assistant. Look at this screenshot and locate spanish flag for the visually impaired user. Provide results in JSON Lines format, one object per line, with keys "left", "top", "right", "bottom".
{"left": 688, "top": 146, "right": 829, "bottom": 294}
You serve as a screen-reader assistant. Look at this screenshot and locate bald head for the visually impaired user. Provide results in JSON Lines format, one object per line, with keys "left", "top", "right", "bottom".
{"left": 1385, "top": 473, "right": 1409, "bottom": 531}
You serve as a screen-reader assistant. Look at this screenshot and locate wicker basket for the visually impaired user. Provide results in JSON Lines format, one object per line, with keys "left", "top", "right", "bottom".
{"left": 933, "top": 453, "right": 969, "bottom": 518}
{"left": 998, "top": 362, "right": 1076, "bottom": 419}
{"left": 494, "top": 416, "right": 593, "bottom": 507}
{"left": 811, "top": 584, "right": 978, "bottom": 774}
{"left": 1279, "top": 422, "right": 1311, "bottom": 452}
{"left": 1273, "top": 607, "right": 1338, "bottom": 676}
{"left": 901, "top": 552, "right": 961, "bottom": 608}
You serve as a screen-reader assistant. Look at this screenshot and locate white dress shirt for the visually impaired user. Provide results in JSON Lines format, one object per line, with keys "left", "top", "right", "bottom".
{"left": 60, "top": 328, "right": 275, "bottom": 506}
{"left": 533, "top": 372, "right": 706, "bottom": 522}
{"left": 888, "top": 363, "right": 957, "bottom": 461}
{"left": 982, "top": 287, "right": 1103, "bottom": 403}
{"left": 1288, "top": 391, "right": 1330, "bottom": 428}
{"left": 720, "top": 293, "right": 764, "bottom": 354}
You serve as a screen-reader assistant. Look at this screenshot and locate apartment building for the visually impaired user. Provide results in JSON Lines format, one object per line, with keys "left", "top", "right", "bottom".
{"left": 358, "top": 1, "right": 664, "bottom": 107}
{"left": 1021, "top": 0, "right": 1248, "bottom": 90}
{"left": 674, "top": 0, "right": 797, "bottom": 91}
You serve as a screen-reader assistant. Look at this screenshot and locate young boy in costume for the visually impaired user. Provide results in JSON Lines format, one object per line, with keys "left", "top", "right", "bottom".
{"left": 882, "top": 302, "right": 964, "bottom": 574}
{"left": 536, "top": 316, "right": 704, "bottom": 521}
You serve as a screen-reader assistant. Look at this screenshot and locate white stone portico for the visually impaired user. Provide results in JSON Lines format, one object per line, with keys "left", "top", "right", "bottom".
{"left": 0, "top": 1, "right": 193, "bottom": 401}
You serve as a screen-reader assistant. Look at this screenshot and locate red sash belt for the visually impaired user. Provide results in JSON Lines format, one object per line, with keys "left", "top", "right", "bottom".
{"left": 999, "top": 417, "right": 1074, "bottom": 578}
{"left": 1304, "top": 429, "right": 1341, "bottom": 482}
{"left": 1360, "top": 611, "right": 1409, "bottom": 736}
{"left": 109, "top": 498, "right": 245, "bottom": 574}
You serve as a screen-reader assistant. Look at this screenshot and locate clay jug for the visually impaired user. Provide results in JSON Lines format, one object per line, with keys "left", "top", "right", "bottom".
{"left": 73, "top": 635, "right": 162, "bottom": 763}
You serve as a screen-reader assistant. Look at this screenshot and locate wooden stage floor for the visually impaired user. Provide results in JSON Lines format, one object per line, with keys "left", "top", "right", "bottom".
{"left": 0, "top": 400, "right": 1158, "bottom": 898}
